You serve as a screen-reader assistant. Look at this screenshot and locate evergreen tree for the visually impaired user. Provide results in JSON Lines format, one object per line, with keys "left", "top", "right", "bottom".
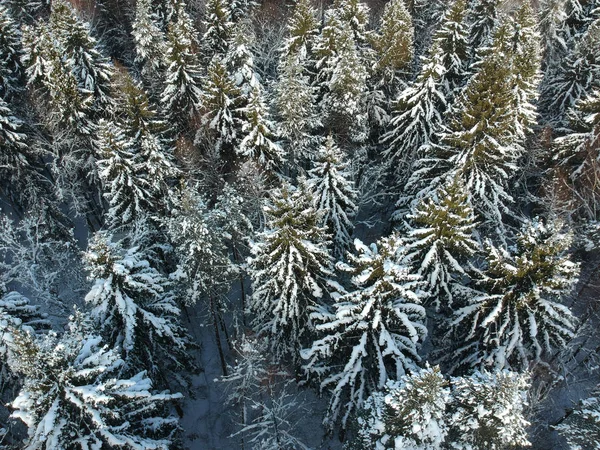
{"left": 432, "top": 0, "right": 470, "bottom": 97}
{"left": 301, "top": 234, "right": 427, "bottom": 431}
{"left": 131, "top": 0, "right": 167, "bottom": 79}
{"left": 404, "top": 177, "right": 479, "bottom": 311}
{"left": 371, "top": 0, "right": 414, "bottom": 88}
{"left": 10, "top": 315, "right": 182, "bottom": 450}
{"left": 248, "top": 185, "right": 333, "bottom": 360}
{"left": 238, "top": 85, "right": 284, "bottom": 170}
{"left": 0, "top": 97, "right": 30, "bottom": 200}
{"left": 49, "top": 0, "right": 113, "bottom": 105}
{"left": 200, "top": 58, "right": 242, "bottom": 161}
{"left": 94, "top": 119, "right": 153, "bottom": 227}
{"left": 558, "top": 384, "right": 600, "bottom": 449}
{"left": 440, "top": 24, "right": 521, "bottom": 232}
{"left": 467, "top": 0, "right": 500, "bottom": 51}
{"left": 202, "top": 0, "right": 233, "bottom": 61}
{"left": 316, "top": 10, "right": 368, "bottom": 142}
{"left": 381, "top": 48, "right": 447, "bottom": 185}
{"left": 447, "top": 370, "right": 531, "bottom": 449}
{"left": 274, "top": 52, "right": 320, "bottom": 165}
{"left": 541, "top": 18, "right": 600, "bottom": 126}
{"left": 226, "top": 20, "right": 261, "bottom": 97}
{"left": 306, "top": 135, "right": 357, "bottom": 260}
{"left": 84, "top": 231, "right": 194, "bottom": 384}
{"left": 353, "top": 365, "right": 450, "bottom": 450}
{"left": 229, "top": 0, "right": 258, "bottom": 23}
{"left": 281, "top": 0, "right": 320, "bottom": 60}
{"left": 0, "top": 5, "right": 23, "bottom": 99}
{"left": 161, "top": 1, "right": 203, "bottom": 124}
{"left": 445, "top": 219, "right": 579, "bottom": 372}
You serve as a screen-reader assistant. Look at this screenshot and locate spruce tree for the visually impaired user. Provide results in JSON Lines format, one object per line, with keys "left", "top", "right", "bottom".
{"left": 281, "top": 0, "right": 320, "bottom": 60}
{"left": 381, "top": 47, "right": 447, "bottom": 186}
{"left": 161, "top": 0, "right": 203, "bottom": 124}
{"left": 94, "top": 119, "right": 153, "bottom": 227}
{"left": 0, "top": 5, "right": 23, "bottom": 99}
{"left": 248, "top": 185, "right": 333, "bottom": 361}
{"left": 131, "top": 0, "right": 167, "bottom": 79}
{"left": 10, "top": 315, "right": 183, "bottom": 450}
{"left": 467, "top": 0, "right": 500, "bottom": 51}
{"left": 306, "top": 135, "right": 357, "bottom": 260}
{"left": 274, "top": 53, "right": 320, "bottom": 165}
{"left": 202, "top": 0, "right": 233, "bottom": 61}
{"left": 301, "top": 234, "right": 426, "bottom": 431}
{"left": 0, "top": 97, "right": 30, "bottom": 200}
{"left": 446, "top": 219, "right": 579, "bottom": 372}
{"left": 371, "top": 0, "right": 414, "bottom": 88}
{"left": 558, "top": 384, "right": 600, "bottom": 449}
{"left": 433, "top": 0, "right": 470, "bottom": 97}
{"left": 238, "top": 85, "right": 284, "bottom": 171}
{"left": 404, "top": 177, "right": 479, "bottom": 311}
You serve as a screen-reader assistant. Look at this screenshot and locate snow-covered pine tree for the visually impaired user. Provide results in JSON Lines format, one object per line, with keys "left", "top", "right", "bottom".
{"left": 10, "top": 314, "right": 183, "bottom": 450}
{"left": 440, "top": 23, "right": 521, "bottom": 234}
{"left": 0, "top": 0, "right": 43, "bottom": 22}
{"left": 200, "top": 58, "right": 242, "bottom": 162}
{"left": 541, "top": 18, "right": 600, "bottom": 126}
{"left": 404, "top": 177, "right": 479, "bottom": 311}
{"left": 467, "top": 0, "right": 500, "bottom": 52}
{"left": 84, "top": 231, "right": 194, "bottom": 385}
{"left": 280, "top": 0, "right": 320, "bottom": 62}
{"left": 445, "top": 219, "right": 579, "bottom": 372}
{"left": 447, "top": 370, "right": 531, "bottom": 449}
{"left": 229, "top": 0, "right": 258, "bottom": 23}
{"left": 371, "top": 0, "right": 414, "bottom": 89}
{"left": 509, "top": 2, "right": 542, "bottom": 142}
{"left": 0, "top": 5, "right": 23, "bottom": 100}
{"left": 381, "top": 46, "right": 447, "bottom": 187}
{"left": 202, "top": 0, "right": 234, "bottom": 61}
{"left": 315, "top": 9, "right": 369, "bottom": 143}
{"left": 21, "top": 23, "right": 92, "bottom": 133}
{"left": 0, "top": 97, "right": 30, "bottom": 203}
{"left": 248, "top": 185, "right": 333, "bottom": 361}
{"left": 0, "top": 291, "right": 49, "bottom": 392}
{"left": 432, "top": 0, "right": 471, "bottom": 98}
{"left": 553, "top": 88, "right": 600, "bottom": 219}
{"left": 306, "top": 135, "right": 357, "bottom": 260}
{"left": 161, "top": 0, "right": 203, "bottom": 124}
{"left": 352, "top": 365, "right": 450, "bottom": 450}
{"left": 94, "top": 119, "right": 153, "bottom": 227}
{"left": 226, "top": 20, "right": 261, "bottom": 98}
{"left": 274, "top": 52, "right": 320, "bottom": 167}
{"left": 238, "top": 85, "right": 284, "bottom": 171}
{"left": 131, "top": 0, "right": 167, "bottom": 80}
{"left": 164, "top": 185, "right": 234, "bottom": 374}
{"left": 538, "top": 0, "right": 568, "bottom": 72}
{"left": 49, "top": 0, "right": 113, "bottom": 106}
{"left": 301, "top": 234, "right": 427, "bottom": 431}
{"left": 557, "top": 384, "right": 600, "bottom": 449}
{"left": 332, "top": 0, "right": 371, "bottom": 50}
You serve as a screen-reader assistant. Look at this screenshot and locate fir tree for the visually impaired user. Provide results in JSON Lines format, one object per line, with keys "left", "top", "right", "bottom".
{"left": 404, "top": 177, "right": 479, "bottom": 311}
{"left": 238, "top": 85, "right": 284, "bottom": 170}
{"left": 281, "top": 0, "right": 320, "bottom": 60}
{"left": 274, "top": 52, "right": 320, "bottom": 166}
{"left": 84, "top": 232, "right": 194, "bottom": 384}
{"left": 161, "top": 1, "right": 203, "bottom": 123}
{"left": 381, "top": 47, "right": 447, "bottom": 185}
{"left": 353, "top": 365, "right": 450, "bottom": 450}
{"left": 301, "top": 234, "right": 427, "bottom": 431}
{"left": 316, "top": 10, "right": 369, "bottom": 142}
{"left": 10, "top": 315, "right": 183, "bottom": 450}
{"left": 131, "top": 0, "right": 167, "bottom": 79}
{"left": 447, "top": 370, "right": 531, "bottom": 449}
{"left": 248, "top": 185, "right": 333, "bottom": 360}
{"left": 433, "top": 0, "right": 470, "bottom": 97}
{"left": 0, "top": 97, "right": 30, "bottom": 200}
{"left": 226, "top": 20, "right": 261, "bottom": 97}
{"left": 371, "top": 0, "right": 414, "bottom": 87}
{"left": 332, "top": 0, "right": 371, "bottom": 49}
{"left": 446, "top": 219, "right": 579, "bottom": 372}
{"left": 49, "top": 0, "right": 113, "bottom": 105}
{"left": 557, "top": 384, "right": 600, "bottom": 449}
{"left": 306, "top": 135, "right": 357, "bottom": 260}
{"left": 202, "top": 0, "right": 234, "bottom": 61}
{"left": 94, "top": 119, "right": 153, "bottom": 227}
{"left": 467, "top": 0, "right": 500, "bottom": 51}
{"left": 0, "top": 5, "right": 23, "bottom": 99}
{"left": 229, "top": 0, "right": 258, "bottom": 23}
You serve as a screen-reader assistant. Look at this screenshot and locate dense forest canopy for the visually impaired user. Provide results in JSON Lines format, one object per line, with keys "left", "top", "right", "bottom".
{"left": 1, "top": 0, "right": 600, "bottom": 448}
